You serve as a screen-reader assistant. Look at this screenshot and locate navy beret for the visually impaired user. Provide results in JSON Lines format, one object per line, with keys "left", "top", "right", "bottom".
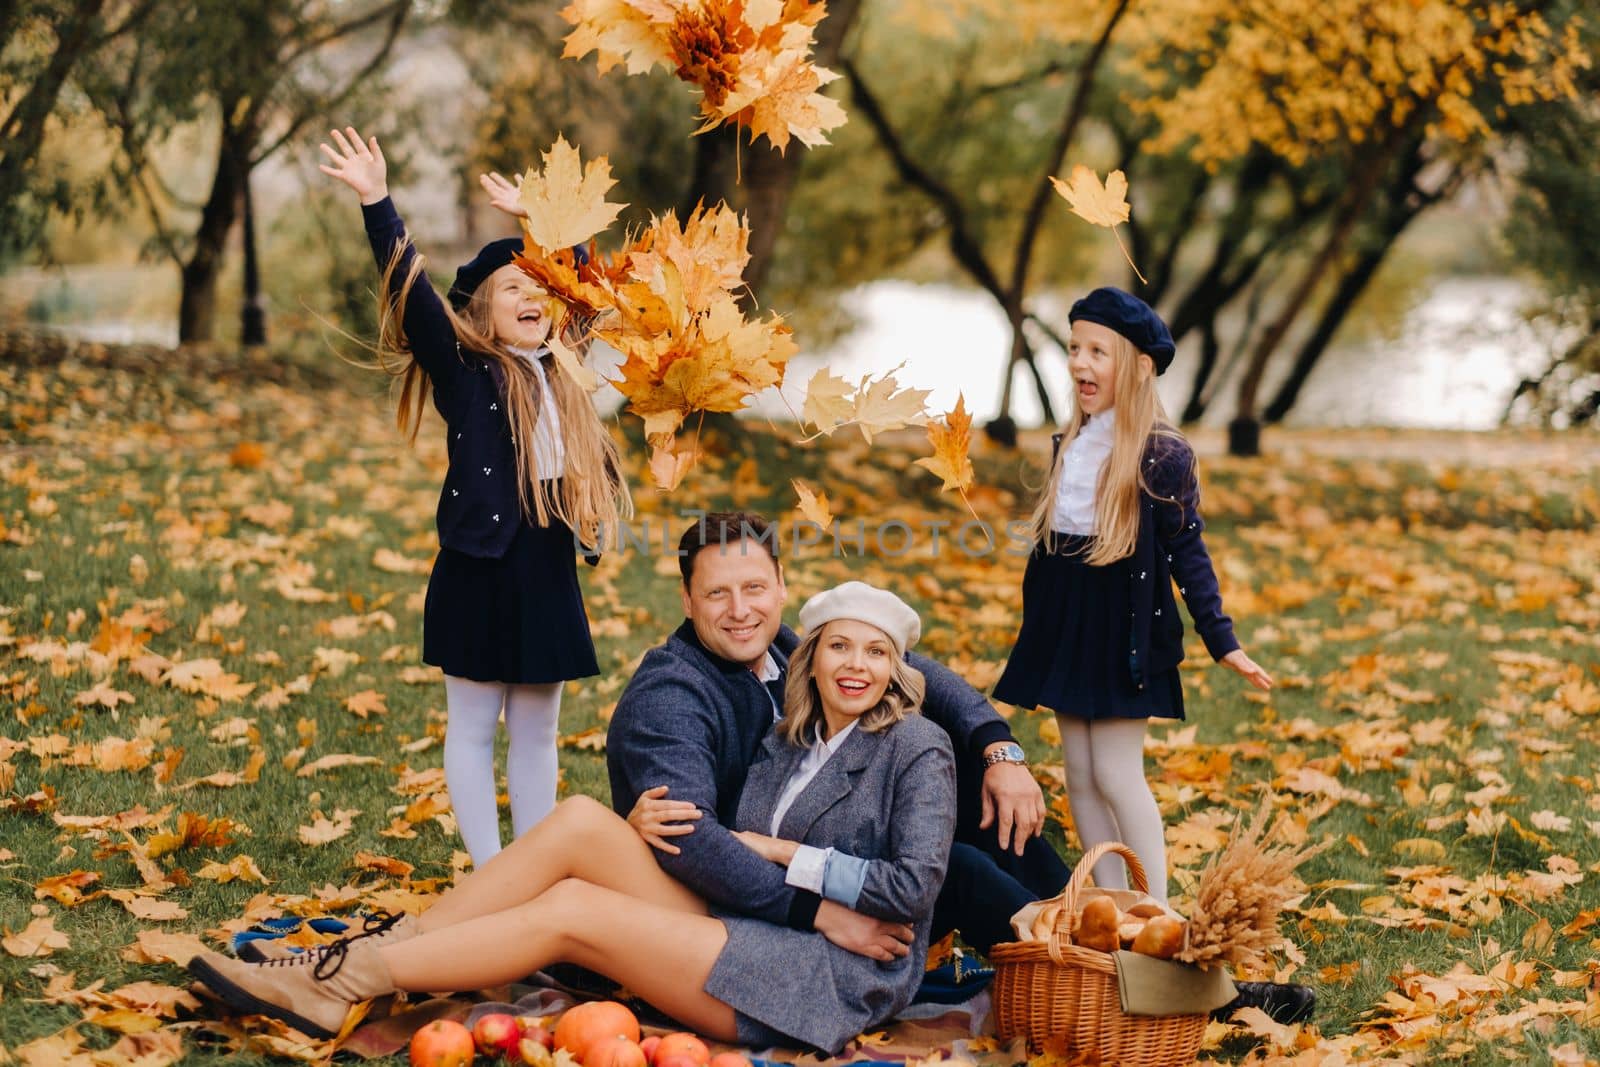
{"left": 448, "top": 239, "right": 591, "bottom": 311}
{"left": 448, "top": 237, "right": 523, "bottom": 310}
{"left": 1068, "top": 286, "right": 1176, "bottom": 374}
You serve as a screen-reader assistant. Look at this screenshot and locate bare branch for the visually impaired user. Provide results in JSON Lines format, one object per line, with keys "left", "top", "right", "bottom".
{"left": 840, "top": 56, "right": 1007, "bottom": 304}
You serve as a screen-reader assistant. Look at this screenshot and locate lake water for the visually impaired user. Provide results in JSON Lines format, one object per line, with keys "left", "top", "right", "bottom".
{"left": 19, "top": 270, "right": 1554, "bottom": 430}
{"left": 726, "top": 276, "right": 1555, "bottom": 431}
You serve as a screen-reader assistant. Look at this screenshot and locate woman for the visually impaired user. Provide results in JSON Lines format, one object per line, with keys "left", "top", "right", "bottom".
{"left": 187, "top": 582, "right": 956, "bottom": 1055}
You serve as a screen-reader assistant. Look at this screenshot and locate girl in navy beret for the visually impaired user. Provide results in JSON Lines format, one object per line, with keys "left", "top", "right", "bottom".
{"left": 319, "top": 125, "right": 631, "bottom": 867}
{"left": 992, "top": 287, "right": 1271, "bottom": 903}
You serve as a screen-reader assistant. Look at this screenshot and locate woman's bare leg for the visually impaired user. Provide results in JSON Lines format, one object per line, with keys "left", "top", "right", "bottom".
{"left": 382, "top": 879, "right": 739, "bottom": 1040}
{"left": 420, "top": 795, "right": 704, "bottom": 932}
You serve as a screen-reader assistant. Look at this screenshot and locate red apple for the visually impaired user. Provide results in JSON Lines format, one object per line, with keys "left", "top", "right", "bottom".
{"left": 640, "top": 1036, "right": 662, "bottom": 1065}
{"left": 474, "top": 1013, "right": 522, "bottom": 1057}
{"left": 519, "top": 1019, "right": 555, "bottom": 1049}
{"left": 410, "top": 1019, "right": 476, "bottom": 1067}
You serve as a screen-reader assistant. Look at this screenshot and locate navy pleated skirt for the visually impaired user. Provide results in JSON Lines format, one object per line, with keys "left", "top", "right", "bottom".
{"left": 422, "top": 518, "right": 599, "bottom": 685}
{"left": 993, "top": 534, "right": 1184, "bottom": 721}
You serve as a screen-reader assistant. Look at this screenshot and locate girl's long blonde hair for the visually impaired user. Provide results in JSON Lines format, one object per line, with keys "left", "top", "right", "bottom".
{"left": 376, "top": 243, "right": 632, "bottom": 546}
{"left": 779, "top": 625, "right": 926, "bottom": 746}
{"left": 1028, "top": 329, "right": 1186, "bottom": 565}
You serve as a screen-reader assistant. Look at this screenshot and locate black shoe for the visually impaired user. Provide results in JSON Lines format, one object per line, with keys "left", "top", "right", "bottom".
{"left": 1212, "top": 981, "right": 1316, "bottom": 1025}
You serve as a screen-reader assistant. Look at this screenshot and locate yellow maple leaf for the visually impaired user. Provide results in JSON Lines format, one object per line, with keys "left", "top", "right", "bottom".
{"left": 298, "top": 807, "right": 360, "bottom": 846}
{"left": 801, "top": 367, "right": 855, "bottom": 435}
{"left": 344, "top": 689, "right": 387, "bottom": 719}
{"left": 547, "top": 331, "right": 603, "bottom": 393}
{"left": 105, "top": 890, "right": 188, "bottom": 922}
{"left": 1049, "top": 164, "right": 1146, "bottom": 283}
{"left": 33, "top": 869, "right": 100, "bottom": 907}
{"left": 195, "top": 854, "right": 270, "bottom": 885}
{"left": 648, "top": 438, "right": 700, "bottom": 491}
{"left": 850, "top": 369, "right": 931, "bottom": 443}
{"left": 517, "top": 135, "right": 628, "bottom": 253}
{"left": 915, "top": 393, "right": 976, "bottom": 493}
{"left": 2, "top": 915, "right": 71, "bottom": 957}
{"left": 560, "top": 0, "right": 677, "bottom": 75}
{"left": 791, "top": 479, "right": 835, "bottom": 530}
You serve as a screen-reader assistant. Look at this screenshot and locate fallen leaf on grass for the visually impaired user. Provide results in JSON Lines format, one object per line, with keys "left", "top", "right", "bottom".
{"left": 105, "top": 891, "right": 187, "bottom": 922}
{"left": 2, "top": 916, "right": 70, "bottom": 957}
{"left": 295, "top": 753, "right": 381, "bottom": 778}
{"left": 119, "top": 930, "right": 209, "bottom": 966}
{"left": 298, "top": 808, "right": 360, "bottom": 846}
{"left": 195, "top": 855, "right": 270, "bottom": 884}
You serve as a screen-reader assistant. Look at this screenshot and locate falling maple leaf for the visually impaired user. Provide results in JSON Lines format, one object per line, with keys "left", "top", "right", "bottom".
{"left": 801, "top": 365, "right": 930, "bottom": 443}
{"left": 647, "top": 438, "right": 701, "bottom": 492}
{"left": 915, "top": 393, "right": 976, "bottom": 493}
{"left": 547, "top": 331, "right": 604, "bottom": 393}
{"left": 1050, "top": 164, "right": 1145, "bottom": 283}
{"left": 562, "top": 0, "right": 847, "bottom": 150}
{"left": 791, "top": 479, "right": 835, "bottom": 530}
{"left": 516, "top": 135, "right": 628, "bottom": 253}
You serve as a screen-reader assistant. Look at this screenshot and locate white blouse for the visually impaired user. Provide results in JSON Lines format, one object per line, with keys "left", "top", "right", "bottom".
{"left": 770, "top": 720, "right": 858, "bottom": 896}
{"left": 510, "top": 346, "right": 566, "bottom": 480}
{"left": 1050, "top": 411, "right": 1115, "bottom": 534}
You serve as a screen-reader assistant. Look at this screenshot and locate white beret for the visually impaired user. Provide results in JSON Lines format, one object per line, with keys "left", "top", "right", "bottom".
{"left": 797, "top": 581, "right": 921, "bottom": 656}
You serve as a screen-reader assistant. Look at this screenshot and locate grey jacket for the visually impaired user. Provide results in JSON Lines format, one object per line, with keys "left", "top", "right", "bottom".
{"left": 702, "top": 714, "right": 956, "bottom": 1054}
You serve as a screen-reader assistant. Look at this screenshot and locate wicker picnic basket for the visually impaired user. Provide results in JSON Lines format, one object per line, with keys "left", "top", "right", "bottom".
{"left": 990, "top": 842, "right": 1207, "bottom": 1067}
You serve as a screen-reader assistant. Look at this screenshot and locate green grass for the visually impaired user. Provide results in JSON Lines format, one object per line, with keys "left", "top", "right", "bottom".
{"left": 2, "top": 349, "right": 1598, "bottom": 1064}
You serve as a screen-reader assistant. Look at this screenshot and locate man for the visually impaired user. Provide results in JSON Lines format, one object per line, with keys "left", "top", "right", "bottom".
{"left": 607, "top": 512, "right": 1312, "bottom": 1022}
{"left": 608, "top": 512, "right": 1057, "bottom": 959}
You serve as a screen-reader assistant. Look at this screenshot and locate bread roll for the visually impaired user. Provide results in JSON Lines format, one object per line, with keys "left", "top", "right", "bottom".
{"left": 1130, "top": 915, "right": 1185, "bottom": 959}
{"left": 1075, "top": 896, "right": 1122, "bottom": 953}
{"left": 1030, "top": 901, "right": 1064, "bottom": 941}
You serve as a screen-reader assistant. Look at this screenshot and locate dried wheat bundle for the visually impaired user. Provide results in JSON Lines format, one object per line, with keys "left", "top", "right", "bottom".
{"left": 1177, "top": 797, "right": 1330, "bottom": 972}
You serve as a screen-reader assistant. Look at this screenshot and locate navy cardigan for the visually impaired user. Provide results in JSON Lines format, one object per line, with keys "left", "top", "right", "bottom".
{"left": 1052, "top": 431, "right": 1240, "bottom": 690}
{"left": 606, "top": 621, "right": 1015, "bottom": 931}
{"left": 364, "top": 197, "right": 546, "bottom": 560}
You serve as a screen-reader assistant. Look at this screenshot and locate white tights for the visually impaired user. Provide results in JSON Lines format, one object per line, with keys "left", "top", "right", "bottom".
{"left": 1057, "top": 716, "right": 1168, "bottom": 904}
{"left": 443, "top": 676, "right": 563, "bottom": 866}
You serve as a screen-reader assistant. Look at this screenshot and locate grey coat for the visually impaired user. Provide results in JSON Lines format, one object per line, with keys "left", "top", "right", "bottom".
{"left": 702, "top": 714, "right": 956, "bottom": 1054}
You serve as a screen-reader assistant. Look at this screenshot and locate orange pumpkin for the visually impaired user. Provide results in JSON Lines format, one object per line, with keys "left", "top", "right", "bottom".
{"left": 708, "top": 1054, "right": 752, "bottom": 1067}
{"left": 653, "top": 1034, "right": 710, "bottom": 1067}
{"left": 554, "top": 1001, "right": 641, "bottom": 1062}
{"left": 586, "top": 1037, "right": 648, "bottom": 1067}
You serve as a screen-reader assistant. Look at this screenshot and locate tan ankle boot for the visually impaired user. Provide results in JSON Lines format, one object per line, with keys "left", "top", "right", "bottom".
{"left": 188, "top": 939, "right": 396, "bottom": 1038}
{"left": 238, "top": 912, "right": 420, "bottom": 963}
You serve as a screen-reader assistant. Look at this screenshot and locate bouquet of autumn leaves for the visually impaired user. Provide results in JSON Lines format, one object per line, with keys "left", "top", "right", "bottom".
{"left": 510, "top": 135, "right": 796, "bottom": 489}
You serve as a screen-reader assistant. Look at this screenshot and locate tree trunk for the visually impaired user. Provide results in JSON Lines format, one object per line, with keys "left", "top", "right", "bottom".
{"left": 1180, "top": 318, "right": 1219, "bottom": 424}
{"left": 178, "top": 129, "right": 248, "bottom": 344}
{"left": 1261, "top": 230, "right": 1395, "bottom": 423}
{"left": 0, "top": 0, "right": 107, "bottom": 231}
{"left": 1229, "top": 130, "right": 1408, "bottom": 454}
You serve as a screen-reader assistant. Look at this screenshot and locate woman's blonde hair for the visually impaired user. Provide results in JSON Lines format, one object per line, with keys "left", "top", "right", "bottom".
{"left": 1027, "top": 328, "right": 1186, "bottom": 565}
{"left": 376, "top": 244, "right": 632, "bottom": 546}
{"left": 779, "top": 623, "right": 926, "bottom": 745}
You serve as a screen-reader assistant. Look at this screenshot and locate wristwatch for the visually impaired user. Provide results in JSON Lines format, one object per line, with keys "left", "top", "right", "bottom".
{"left": 982, "top": 742, "right": 1027, "bottom": 768}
